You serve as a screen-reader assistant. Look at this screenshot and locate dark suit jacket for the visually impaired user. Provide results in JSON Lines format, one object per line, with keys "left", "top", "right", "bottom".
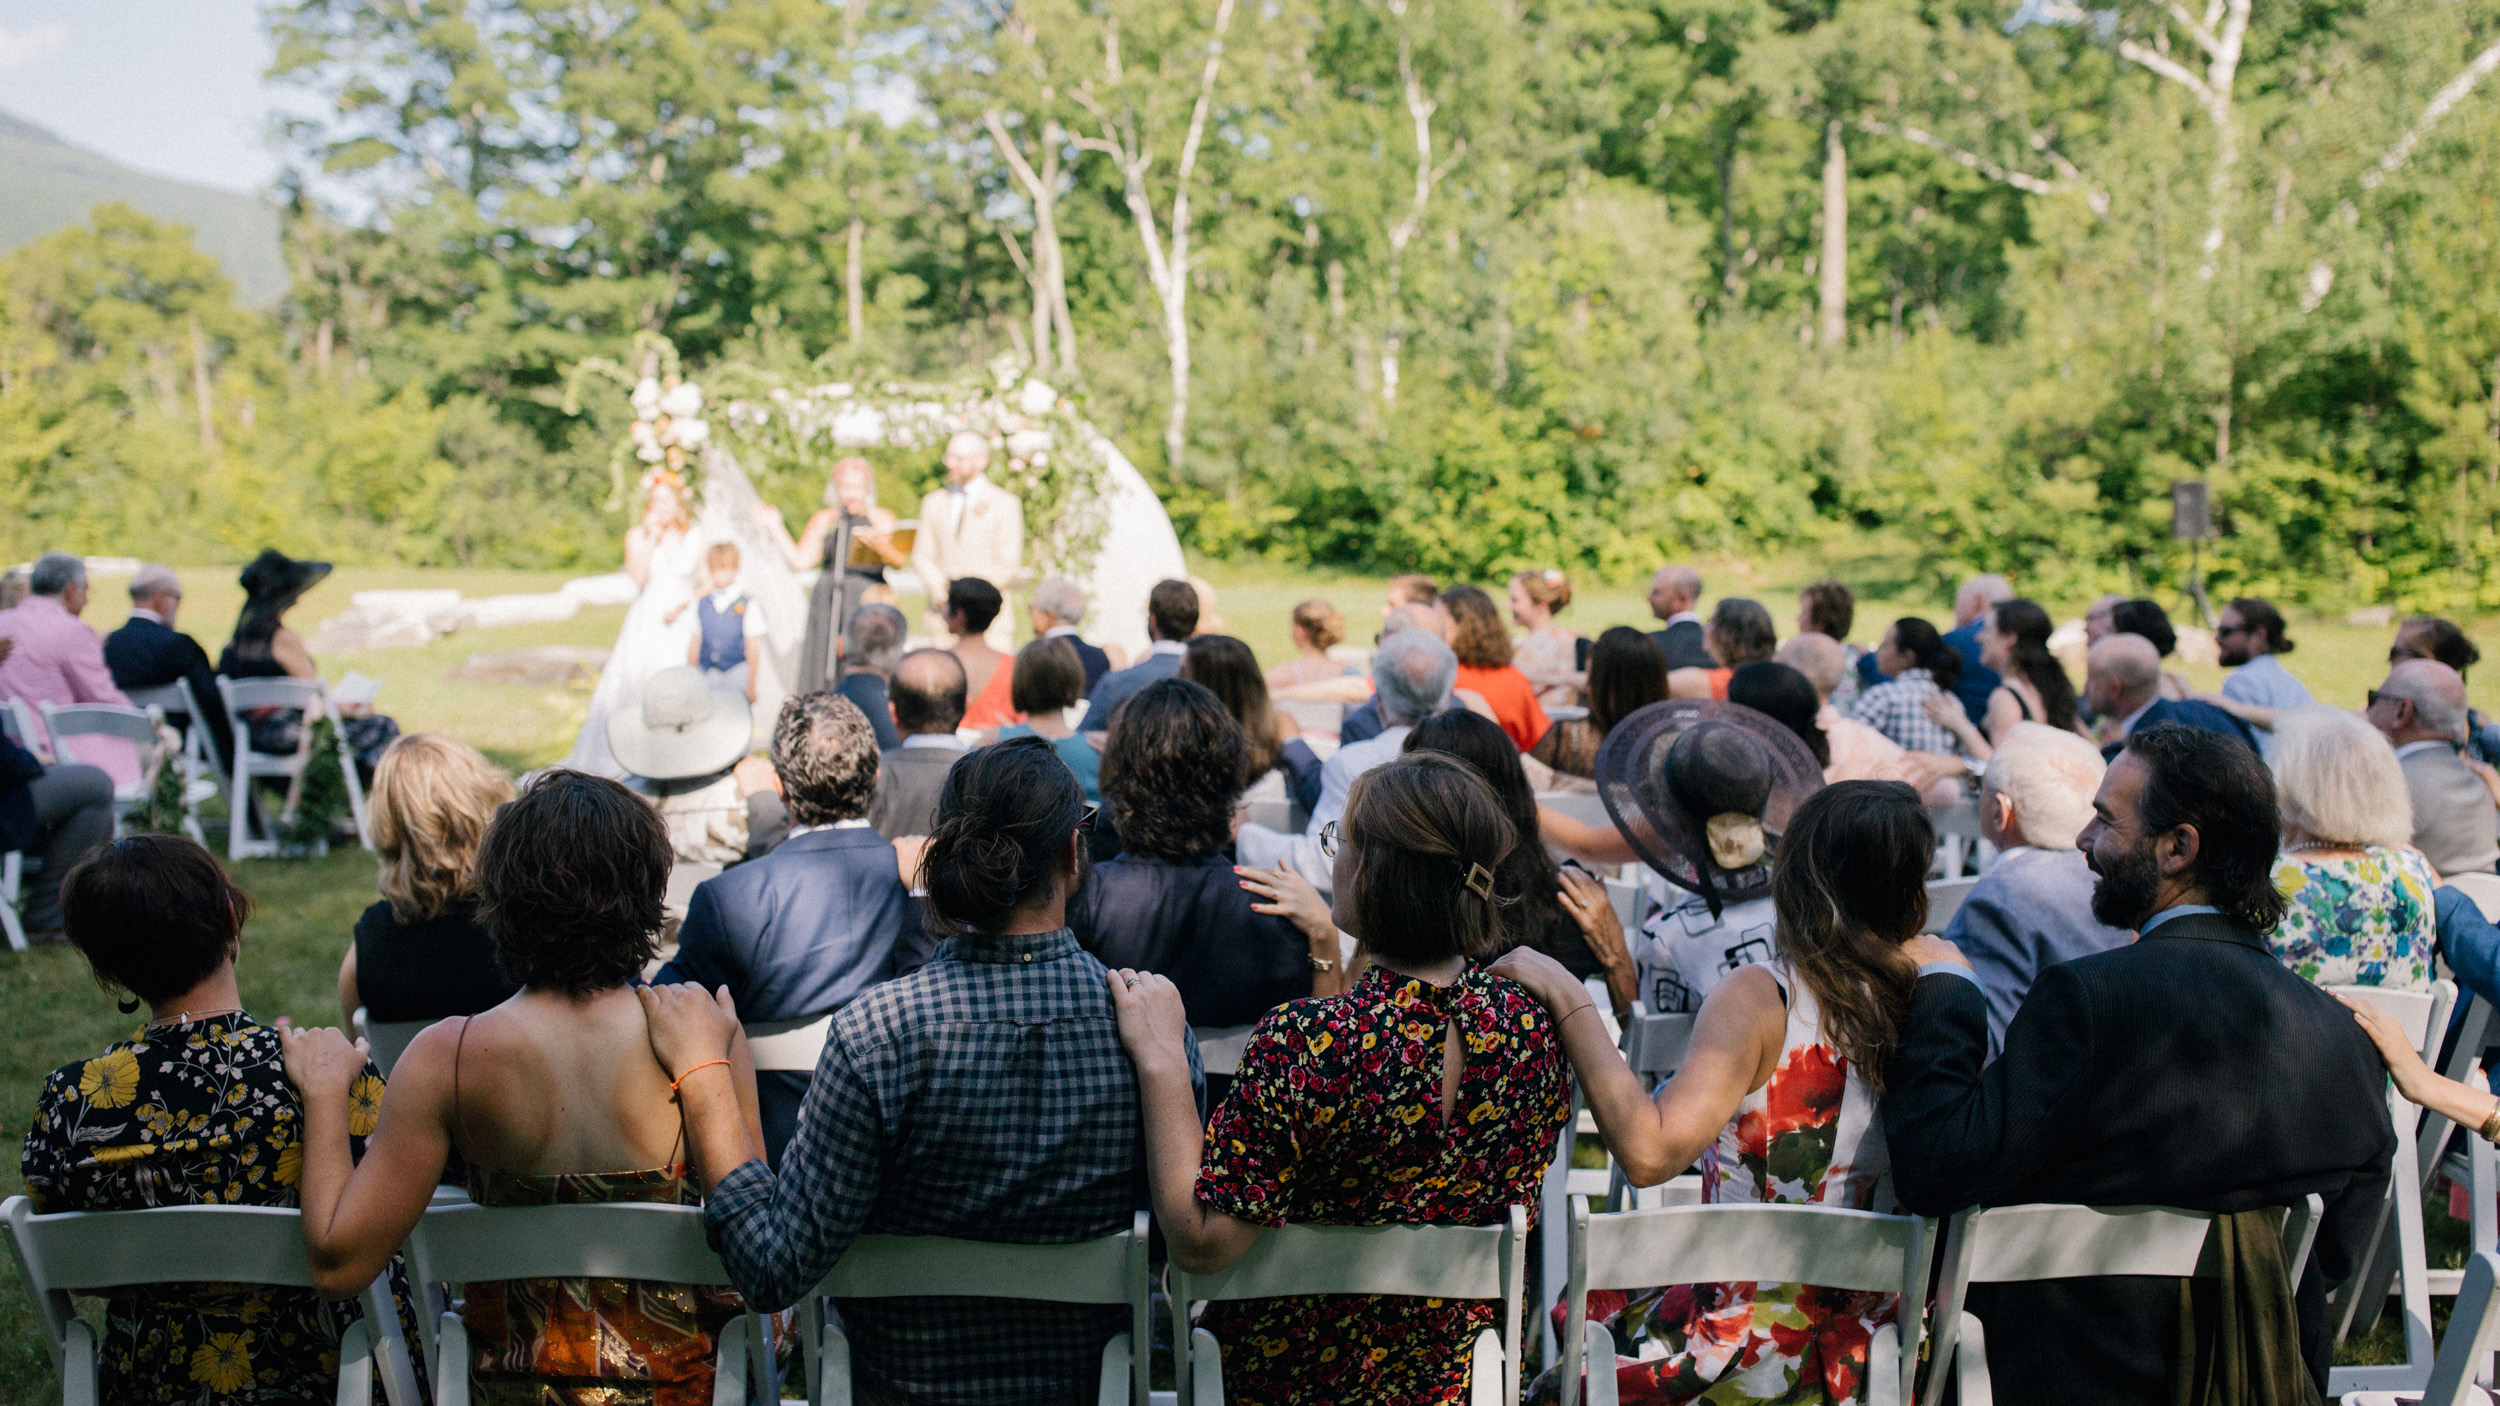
{"left": 654, "top": 826, "right": 915, "bottom": 1163}
{"left": 103, "top": 616, "right": 232, "bottom": 769}
{"left": 1339, "top": 698, "right": 1385, "bottom": 745}
{"left": 869, "top": 742, "right": 963, "bottom": 840}
{"left": 1650, "top": 619, "right": 1714, "bottom": 672}
{"left": 835, "top": 670, "right": 901, "bottom": 751}
{"left": 0, "top": 735, "right": 42, "bottom": 853}
{"left": 1069, "top": 852, "right": 1314, "bottom": 1028}
{"left": 2103, "top": 699, "right": 2260, "bottom": 761}
{"left": 1884, "top": 913, "right": 2395, "bottom": 1402}
{"left": 1050, "top": 632, "right": 1112, "bottom": 694}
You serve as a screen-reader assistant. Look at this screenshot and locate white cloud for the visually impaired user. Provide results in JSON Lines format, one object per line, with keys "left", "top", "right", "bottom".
{"left": 0, "top": 23, "right": 68, "bottom": 74}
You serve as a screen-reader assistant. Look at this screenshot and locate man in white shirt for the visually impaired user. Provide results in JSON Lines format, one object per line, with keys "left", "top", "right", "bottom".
{"left": 2370, "top": 658, "right": 2500, "bottom": 876}
{"left": 910, "top": 430, "right": 1025, "bottom": 650}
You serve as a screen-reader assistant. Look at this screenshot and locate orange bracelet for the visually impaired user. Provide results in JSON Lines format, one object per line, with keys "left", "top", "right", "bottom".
{"left": 670, "top": 1059, "right": 732, "bottom": 1097}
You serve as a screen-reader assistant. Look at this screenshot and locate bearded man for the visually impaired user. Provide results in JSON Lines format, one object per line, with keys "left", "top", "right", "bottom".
{"left": 1885, "top": 723, "right": 2394, "bottom": 1404}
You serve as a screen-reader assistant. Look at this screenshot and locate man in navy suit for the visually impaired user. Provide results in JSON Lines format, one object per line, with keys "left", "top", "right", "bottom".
{"left": 2085, "top": 633, "right": 2258, "bottom": 759}
{"left": 1083, "top": 578, "right": 1198, "bottom": 721}
{"left": 101, "top": 564, "right": 232, "bottom": 771}
{"left": 655, "top": 692, "right": 915, "bottom": 1162}
{"left": 1029, "top": 578, "right": 1113, "bottom": 694}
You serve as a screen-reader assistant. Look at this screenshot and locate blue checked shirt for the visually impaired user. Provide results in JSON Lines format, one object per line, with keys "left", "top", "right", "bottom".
{"left": 1847, "top": 667, "right": 1964, "bottom": 757}
{"left": 704, "top": 926, "right": 1201, "bottom": 1405}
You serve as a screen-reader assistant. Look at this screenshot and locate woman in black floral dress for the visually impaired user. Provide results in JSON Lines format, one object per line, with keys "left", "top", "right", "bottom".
{"left": 1110, "top": 752, "right": 1573, "bottom": 1405}
{"left": 20, "top": 835, "right": 400, "bottom": 1404}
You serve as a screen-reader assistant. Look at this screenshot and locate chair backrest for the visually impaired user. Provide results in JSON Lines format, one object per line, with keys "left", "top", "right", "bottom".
{"left": 1275, "top": 699, "right": 1344, "bottom": 736}
{"left": 1241, "top": 798, "right": 1295, "bottom": 833}
{"left": 0, "top": 697, "right": 33, "bottom": 748}
{"left": 218, "top": 675, "right": 327, "bottom": 716}
{"left": 2448, "top": 872, "right": 2500, "bottom": 924}
{"left": 2326, "top": 980, "right": 2455, "bottom": 1062}
{"left": 406, "top": 1201, "right": 734, "bottom": 1288}
{"left": 40, "top": 701, "right": 164, "bottom": 750}
{"left": 1537, "top": 791, "right": 1613, "bottom": 830}
{"left": 1928, "top": 799, "right": 1983, "bottom": 841}
{"left": 363, "top": 1018, "right": 431, "bottom": 1076}
{"left": 5, "top": 1197, "right": 316, "bottom": 1369}
{"left": 119, "top": 681, "right": 191, "bottom": 716}
{"left": 2418, "top": 1250, "right": 2500, "bottom": 1406}
{"left": 744, "top": 1015, "right": 831, "bottom": 1073}
{"left": 1922, "top": 877, "right": 1979, "bottom": 935}
{"left": 815, "top": 1215, "right": 1149, "bottom": 1303}
{"left": 1621, "top": 1012, "right": 1696, "bottom": 1080}
{"left": 1603, "top": 875, "right": 1644, "bottom": 933}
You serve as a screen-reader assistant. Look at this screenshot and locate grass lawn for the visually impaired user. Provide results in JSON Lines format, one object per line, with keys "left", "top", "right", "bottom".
{"left": 0, "top": 555, "right": 2492, "bottom": 1401}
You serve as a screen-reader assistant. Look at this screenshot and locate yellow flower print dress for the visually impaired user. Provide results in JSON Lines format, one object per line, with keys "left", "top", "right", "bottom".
{"left": 20, "top": 1013, "right": 411, "bottom": 1404}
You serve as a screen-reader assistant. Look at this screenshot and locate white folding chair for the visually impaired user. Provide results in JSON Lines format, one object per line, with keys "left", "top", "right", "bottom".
{"left": 745, "top": 1014, "right": 831, "bottom": 1074}
{"left": 2332, "top": 982, "right": 2457, "bottom": 1395}
{"left": 1275, "top": 699, "right": 1344, "bottom": 737}
{"left": 406, "top": 1199, "right": 764, "bottom": 1405}
{"left": 2344, "top": 1249, "right": 2500, "bottom": 1406}
{"left": 39, "top": 701, "right": 169, "bottom": 838}
{"left": 3, "top": 1195, "right": 421, "bottom": 1406}
{"left": 1559, "top": 1198, "right": 1933, "bottom": 1406}
{"left": 1240, "top": 798, "right": 1295, "bottom": 833}
{"left": 1926, "top": 1195, "right": 2324, "bottom": 1406}
{"left": 348, "top": 1007, "right": 433, "bottom": 1077}
{"left": 797, "top": 1213, "right": 1152, "bottom": 1405}
{"left": 217, "top": 677, "right": 372, "bottom": 858}
{"left": 120, "top": 679, "right": 219, "bottom": 844}
{"left": 1168, "top": 1206, "right": 1530, "bottom": 1406}
{"left": 1537, "top": 791, "right": 1614, "bottom": 830}
{"left": 1922, "top": 877, "right": 1979, "bottom": 935}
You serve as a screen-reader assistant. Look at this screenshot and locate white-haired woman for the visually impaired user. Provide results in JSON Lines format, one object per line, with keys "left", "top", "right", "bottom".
{"left": 2269, "top": 706, "right": 2438, "bottom": 991}
{"left": 756, "top": 456, "right": 905, "bottom": 693}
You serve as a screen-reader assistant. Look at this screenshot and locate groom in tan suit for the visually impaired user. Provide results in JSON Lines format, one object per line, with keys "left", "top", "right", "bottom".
{"left": 910, "top": 430, "right": 1026, "bottom": 650}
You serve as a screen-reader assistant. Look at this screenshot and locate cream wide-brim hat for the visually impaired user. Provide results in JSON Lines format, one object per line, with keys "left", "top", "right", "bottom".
{"left": 606, "top": 666, "right": 752, "bottom": 781}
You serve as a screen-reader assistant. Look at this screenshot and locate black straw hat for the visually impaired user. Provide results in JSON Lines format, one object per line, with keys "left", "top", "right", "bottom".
{"left": 1594, "top": 699, "right": 1825, "bottom": 916}
{"left": 236, "top": 549, "right": 332, "bottom": 608}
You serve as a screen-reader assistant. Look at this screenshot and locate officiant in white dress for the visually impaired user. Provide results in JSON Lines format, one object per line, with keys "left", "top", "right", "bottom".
{"left": 910, "top": 430, "right": 1026, "bottom": 651}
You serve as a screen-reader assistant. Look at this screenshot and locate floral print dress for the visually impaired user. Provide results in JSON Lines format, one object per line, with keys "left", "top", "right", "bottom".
{"left": 20, "top": 1013, "right": 396, "bottom": 1404}
{"left": 1195, "top": 965, "right": 1573, "bottom": 1405}
{"left": 1537, "top": 966, "right": 1897, "bottom": 1406}
{"left": 2269, "top": 845, "right": 2438, "bottom": 991}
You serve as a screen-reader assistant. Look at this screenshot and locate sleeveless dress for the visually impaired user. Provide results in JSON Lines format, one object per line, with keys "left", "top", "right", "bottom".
{"left": 1533, "top": 966, "right": 1899, "bottom": 1405}
{"left": 449, "top": 1019, "right": 749, "bottom": 1406}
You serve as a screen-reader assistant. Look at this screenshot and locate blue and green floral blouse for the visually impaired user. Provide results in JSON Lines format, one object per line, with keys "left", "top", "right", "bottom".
{"left": 2269, "top": 845, "right": 2438, "bottom": 991}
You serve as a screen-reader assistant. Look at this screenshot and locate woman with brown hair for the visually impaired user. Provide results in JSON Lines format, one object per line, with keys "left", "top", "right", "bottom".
{"left": 1108, "top": 751, "right": 1572, "bottom": 1404}
{"left": 1530, "top": 625, "right": 1671, "bottom": 781}
{"left": 1182, "top": 633, "right": 1322, "bottom": 812}
{"left": 1502, "top": 780, "right": 1935, "bottom": 1405}
{"left": 1442, "top": 583, "right": 1551, "bottom": 752}
{"left": 986, "top": 635, "right": 1102, "bottom": 801}
{"left": 337, "top": 734, "right": 520, "bottom": 1028}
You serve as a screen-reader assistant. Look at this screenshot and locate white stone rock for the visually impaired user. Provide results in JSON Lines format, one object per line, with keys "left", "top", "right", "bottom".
{"left": 457, "top": 593, "right": 582, "bottom": 630}
{"left": 561, "top": 574, "right": 642, "bottom": 607}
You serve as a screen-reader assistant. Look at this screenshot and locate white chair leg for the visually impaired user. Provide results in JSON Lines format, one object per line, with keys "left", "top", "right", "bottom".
{"left": 822, "top": 1317, "right": 852, "bottom": 1406}
{"left": 711, "top": 1312, "right": 750, "bottom": 1406}
{"left": 1583, "top": 1321, "right": 1618, "bottom": 1406}
{"left": 1956, "top": 1312, "right": 1993, "bottom": 1406}
{"left": 361, "top": 1273, "right": 422, "bottom": 1406}
{"left": 333, "top": 1318, "right": 373, "bottom": 1406}
{"left": 1468, "top": 1328, "right": 1503, "bottom": 1406}
{"left": 1096, "top": 1331, "right": 1132, "bottom": 1406}
{"left": 0, "top": 851, "right": 25, "bottom": 952}
{"left": 435, "top": 1312, "right": 470, "bottom": 1406}
{"left": 1189, "top": 1326, "right": 1222, "bottom": 1406}
{"left": 62, "top": 1318, "right": 98, "bottom": 1406}
{"left": 1867, "top": 1322, "right": 1901, "bottom": 1406}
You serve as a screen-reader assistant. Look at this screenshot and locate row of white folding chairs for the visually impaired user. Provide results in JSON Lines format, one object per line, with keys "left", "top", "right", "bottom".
{"left": 216, "top": 675, "right": 374, "bottom": 857}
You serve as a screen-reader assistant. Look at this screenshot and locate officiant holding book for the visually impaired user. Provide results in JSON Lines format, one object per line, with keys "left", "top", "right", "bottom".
{"left": 753, "top": 456, "right": 908, "bottom": 695}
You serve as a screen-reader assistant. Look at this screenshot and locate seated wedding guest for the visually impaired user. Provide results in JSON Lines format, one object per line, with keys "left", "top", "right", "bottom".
{"left": 1183, "top": 633, "right": 1320, "bottom": 814}
{"left": 2369, "top": 658, "right": 2500, "bottom": 877}
{"left": 1074, "top": 680, "right": 1344, "bottom": 1098}
{"left": 1726, "top": 659, "right": 1837, "bottom": 769}
{"left": 656, "top": 694, "right": 911, "bottom": 1163}
{"left": 1768, "top": 635, "right": 1964, "bottom": 804}
{"left": 1853, "top": 576, "right": 2010, "bottom": 724}
{"left": 219, "top": 549, "right": 401, "bottom": 774}
{"left": 1849, "top": 617, "right": 1966, "bottom": 755}
{"left": 2082, "top": 632, "right": 2257, "bottom": 759}
{"left": 2192, "top": 597, "right": 2314, "bottom": 757}
{"left": 642, "top": 736, "right": 1204, "bottom": 1403}
{"left": 0, "top": 552, "right": 139, "bottom": 787}
{"left": 1672, "top": 597, "right": 1776, "bottom": 701}
{"left": 104, "top": 562, "right": 233, "bottom": 772}
{"left": 2082, "top": 592, "right": 2126, "bottom": 644}
{"left": 2392, "top": 616, "right": 2500, "bottom": 764}
{"left": 1088, "top": 577, "right": 1198, "bottom": 716}
{"left": 1267, "top": 597, "right": 1355, "bottom": 691}
{"left": 282, "top": 771, "right": 766, "bottom": 1402}
{"left": 2270, "top": 706, "right": 2437, "bottom": 992}
{"left": 1029, "top": 577, "right": 1114, "bottom": 692}
{"left": 1442, "top": 583, "right": 1550, "bottom": 751}
{"left": 1109, "top": 752, "right": 1571, "bottom": 1404}
{"left": 1939, "top": 723, "right": 2129, "bottom": 1058}
{"left": 336, "top": 735, "right": 519, "bottom": 1030}
{"left": 1, "top": 666, "right": 116, "bottom": 943}
{"left": 1886, "top": 725, "right": 2396, "bottom": 1402}
{"left": 610, "top": 665, "right": 752, "bottom": 865}
{"left": 1529, "top": 625, "right": 1669, "bottom": 783}
{"left": 1405, "top": 710, "right": 1627, "bottom": 1006}
{"left": 1647, "top": 564, "right": 1714, "bottom": 670}
{"left": 836, "top": 602, "right": 905, "bottom": 752}
{"left": 1796, "top": 578, "right": 1866, "bottom": 711}
{"left": 948, "top": 577, "right": 1019, "bottom": 731}
{"left": 990, "top": 636, "right": 1103, "bottom": 801}
{"left": 1337, "top": 601, "right": 1450, "bottom": 744}
{"left": 1503, "top": 781, "right": 1933, "bottom": 1405}
{"left": 0, "top": 564, "right": 24, "bottom": 610}
{"left": 26, "top": 835, "right": 403, "bottom": 1404}
{"left": 1925, "top": 599, "right": 2082, "bottom": 760}
{"left": 1381, "top": 572, "right": 1440, "bottom": 626}
{"left": 1236, "top": 628, "right": 1460, "bottom": 890}
{"left": 1509, "top": 569, "right": 1585, "bottom": 705}
{"left": 2110, "top": 597, "right": 2195, "bottom": 700}
{"left": 869, "top": 648, "right": 968, "bottom": 840}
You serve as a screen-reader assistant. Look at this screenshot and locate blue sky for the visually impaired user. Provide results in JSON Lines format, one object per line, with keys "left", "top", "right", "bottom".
{"left": 0, "top": 2, "right": 280, "bottom": 194}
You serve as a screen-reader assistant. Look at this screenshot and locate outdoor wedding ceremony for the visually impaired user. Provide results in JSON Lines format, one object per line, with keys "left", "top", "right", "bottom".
{"left": 7, "top": 0, "right": 2500, "bottom": 1402}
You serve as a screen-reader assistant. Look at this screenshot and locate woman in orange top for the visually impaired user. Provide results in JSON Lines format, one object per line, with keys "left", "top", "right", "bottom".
{"left": 1440, "top": 585, "right": 1550, "bottom": 751}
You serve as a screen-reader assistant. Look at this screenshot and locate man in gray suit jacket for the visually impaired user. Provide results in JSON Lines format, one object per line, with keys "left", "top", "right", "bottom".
{"left": 2372, "top": 658, "right": 2500, "bottom": 876}
{"left": 869, "top": 648, "right": 969, "bottom": 840}
{"left": 1940, "top": 723, "right": 2135, "bottom": 1058}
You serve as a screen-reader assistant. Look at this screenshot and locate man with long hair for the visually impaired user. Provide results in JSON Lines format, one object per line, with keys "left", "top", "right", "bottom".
{"left": 1888, "top": 724, "right": 2394, "bottom": 1403}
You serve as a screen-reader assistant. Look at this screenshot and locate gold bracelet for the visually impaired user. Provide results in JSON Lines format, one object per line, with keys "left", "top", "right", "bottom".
{"left": 2479, "top": 1101, "right": 2500, "bottom": 1145}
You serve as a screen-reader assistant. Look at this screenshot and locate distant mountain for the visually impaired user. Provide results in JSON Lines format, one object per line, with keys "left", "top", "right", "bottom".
{"left": 0, "top": 110, "right": 286, "bottom": 306}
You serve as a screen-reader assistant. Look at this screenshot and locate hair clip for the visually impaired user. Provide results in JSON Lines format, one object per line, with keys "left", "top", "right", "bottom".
{"left": 1464, "top": 862, "right": 1496, "bottom": 902}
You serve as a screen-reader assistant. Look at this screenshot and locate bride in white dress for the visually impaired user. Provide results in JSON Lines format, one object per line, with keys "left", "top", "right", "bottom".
{"left": 562, "top": 470, "right": 709, "bottom": 777}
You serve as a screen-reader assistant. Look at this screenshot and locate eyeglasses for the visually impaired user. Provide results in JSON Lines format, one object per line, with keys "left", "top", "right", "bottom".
{"left": 1317, "top": 820, "right": 1341, "bottom": 861}
{"left": 1078, "top": 803, "right": 1100, "bottom": 833}
{"left": 2215, "top": 623, "right": 2247, "bottom": 637}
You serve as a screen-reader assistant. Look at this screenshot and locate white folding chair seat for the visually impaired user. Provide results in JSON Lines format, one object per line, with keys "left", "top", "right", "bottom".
{"left": 348, "top": 1007, "right": 434, "bottom": 1077}
{"left": 1168, "top": 1206, "right": 1530, "bottom": 1406}
{"left": 2331, "top": 982, "right": 2457, "bottom": 1395}
{"left": 406, "top": 1200, "right": 766, "bottom": 1405}
{"left": 40, "top": 701, "right": 169, "bottom": 837}
{"left": 2345, "top": 1250, "right": 2500, "bottom": 1405}
{"left": 3, "top": 1195, "right": 420, "bottom": 1406}
{"left": 1559, "top": 1199, "right": 1934, "bottom": 1406}
{"left": 796, "top": 1213, "right": 1152, "bottom": 1405}
{"left": 217, "top": 677, "right": 371, "bottom": 858}
{"left": 1929, "top": 1196, "right": 2324, "bottom": 1406}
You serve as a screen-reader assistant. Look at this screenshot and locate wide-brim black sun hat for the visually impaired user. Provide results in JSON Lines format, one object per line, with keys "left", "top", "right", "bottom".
{"left": 237, "top": 549, "right": 332, "bottom": 607}
{"left": 1595, "top": 699, "right": 1825, "bottom": 914}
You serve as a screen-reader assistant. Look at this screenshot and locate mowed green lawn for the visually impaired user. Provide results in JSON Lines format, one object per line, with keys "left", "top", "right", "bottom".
{"left": 0, "top": 554, "right": 2486, "bottom": 1399}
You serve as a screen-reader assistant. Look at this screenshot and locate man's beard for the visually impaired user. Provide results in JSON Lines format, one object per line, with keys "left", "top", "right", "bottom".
{"left": 2090, "top": 838, "right": 2163, "bottom": 930}
{"left": 2218, "top": 644, "right": 2250, "bottom": 667}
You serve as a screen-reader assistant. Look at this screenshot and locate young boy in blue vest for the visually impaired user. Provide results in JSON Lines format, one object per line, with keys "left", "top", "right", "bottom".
{"left": 673, "top": 541, "right": 765, "bottom": 702}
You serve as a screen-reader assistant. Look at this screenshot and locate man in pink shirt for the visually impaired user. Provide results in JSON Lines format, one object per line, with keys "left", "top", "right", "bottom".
{"left": 0, "top": 554, "right": 140, "bottom": 787}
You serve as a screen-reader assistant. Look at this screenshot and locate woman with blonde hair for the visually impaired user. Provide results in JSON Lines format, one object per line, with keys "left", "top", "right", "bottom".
{"left": 337, "top": 734, "right": 520, "bottom": 1029}
{"left": 1509, "top": 568, "right": 1586, "bottom": 705}
{"left": 2267, "top": 706, "right": 2438, "bottom": 991}
{"left": 1266, "top": 598, "right": 1355, "bottom": 690}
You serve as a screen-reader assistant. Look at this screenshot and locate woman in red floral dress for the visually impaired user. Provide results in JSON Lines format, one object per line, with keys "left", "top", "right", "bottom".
{"left": 1109, "top": 752, "right": 1573, "bottom": 1405}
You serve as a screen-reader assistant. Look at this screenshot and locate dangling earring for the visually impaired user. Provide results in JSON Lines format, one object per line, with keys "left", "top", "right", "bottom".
{"left": 117, "top": 995, "right": 141, "bottom": 1015}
